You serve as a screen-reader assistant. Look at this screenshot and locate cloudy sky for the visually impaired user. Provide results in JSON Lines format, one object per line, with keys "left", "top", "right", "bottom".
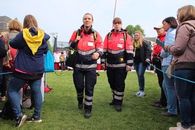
{"left": 1, "top": 0, "right": 195, "bottom": 42}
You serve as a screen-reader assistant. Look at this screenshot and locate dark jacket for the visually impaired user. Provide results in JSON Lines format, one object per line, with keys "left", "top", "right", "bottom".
{"left": 0, "top": 37, "right": 7, "bottom": 59}
{"left": 134, "top": 40, "right": 151, "bottom": 66}
{"left": 10, "top": 27, "right": 50, "bottom": 80}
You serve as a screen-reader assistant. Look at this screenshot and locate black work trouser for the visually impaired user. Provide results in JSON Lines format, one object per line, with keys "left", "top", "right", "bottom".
{"left": 107, "top": 67, "right": 127, "bottom": 105}
{"left": 1, "top": 73, "right": 12, "bottom": 97}
{"left": 73, "top": 68, "right": 96, "bottom": 111}
{"left": 154, "top": 62, "right": 167, "bottom": 106}
{"left": 0, "top": 61, "right": 3, "bottom": 96}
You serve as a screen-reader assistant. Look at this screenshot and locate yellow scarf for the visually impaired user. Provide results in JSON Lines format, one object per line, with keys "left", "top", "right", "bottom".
{"left": 23, "top": 28, "right": 44, "bottom": 55}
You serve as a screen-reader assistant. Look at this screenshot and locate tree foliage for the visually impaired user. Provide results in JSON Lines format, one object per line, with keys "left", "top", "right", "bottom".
{"left": 125, "top": 24, "right": 144, "bottom": 37}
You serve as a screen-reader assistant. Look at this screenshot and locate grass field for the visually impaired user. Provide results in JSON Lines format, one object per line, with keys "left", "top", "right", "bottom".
{"left": 0, "top": 71, "right": 178, "bottom": 130}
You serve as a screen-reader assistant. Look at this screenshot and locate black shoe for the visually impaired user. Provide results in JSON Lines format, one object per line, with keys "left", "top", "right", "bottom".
{"left": 153, "top": 100, "right": 160, "bottom": 104}
{"left": 114, "top": 105, "right": 122, "bottom": 112}
{"left": 78, "top": 103, "right": 83, "bottom": 110}
{"left": 161, "top": 112, "right": 177, "bottom": 117}
{"left": 0, "top": 111, "right": 2, "bottom": 118}
{"left": 151, "top": 103, "right": 163, "bottom": 108}
{"left": 161, "top": 107, "right": 168, "bottom": 112}
{"left": 84, "top": 110, "right": 92, "bottom": 119}
{"left": 109, "top": 101, "right": 114, "bottom": 106}
{"left": 15, "top": 114, "right": 27, "bottom": 127}
{"left": 26, "top": 116, "right": 42, "bottom": 123}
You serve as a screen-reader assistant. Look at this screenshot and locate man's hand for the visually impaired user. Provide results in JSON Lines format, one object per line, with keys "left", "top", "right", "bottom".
{"left": 126, "top": 65, "right": 132, "bottom": 71}
{"left": 145, "top": 58, "right": 150, "bottom": 63}
{"left": 92, "top": 52, "right": 100, "bottom": 60}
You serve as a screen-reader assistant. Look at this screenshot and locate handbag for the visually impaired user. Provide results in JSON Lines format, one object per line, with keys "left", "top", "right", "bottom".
{"left": 66, "top": 50, "right": 78, "bottom": 68}
{"left": 66, "top": 38, "right": 79, "bottom": 68}
{"left": 166, "top": 59, "right": 177, "bottom": 78}
{"left": 44, "top": 50, "right": 54, "bottom": 72}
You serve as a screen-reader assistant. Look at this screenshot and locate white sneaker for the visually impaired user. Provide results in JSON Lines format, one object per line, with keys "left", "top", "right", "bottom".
{"left": 169, "top": 126, "right": 191, "bottom": 130}
{"left": 135, "top": 91, "right": 141, "bottom": 96}
{"left": 177, "top": 122, "right": 195, "bottom": 130}
{"left": 136, "top": 91, "right": 145, "bottom": 97}
{"left": 177, "top": 122, "right": 181, "bottom": 127}
{"left": 192, "top": 125, "right": 195, "bottom": 130}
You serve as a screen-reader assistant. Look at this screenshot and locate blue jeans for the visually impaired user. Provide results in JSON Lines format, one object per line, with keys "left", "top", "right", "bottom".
{"left": 174, "top": 69, "right": 195, "bottom": 128}
{"left": 134, "top": 62, "right": 147, "bottom": 91}
{"left": 162, "top": 66, "right": 177, "bottom": 114}
{"left": 8, "top": 77, "right": 42, "bottom": 119}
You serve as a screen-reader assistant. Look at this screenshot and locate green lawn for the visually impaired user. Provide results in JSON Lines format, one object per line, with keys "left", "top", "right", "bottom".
{"left": 0, "top": 71, "right": 178, "bottom": 130}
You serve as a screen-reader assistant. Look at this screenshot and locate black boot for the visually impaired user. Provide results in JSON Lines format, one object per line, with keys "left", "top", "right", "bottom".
{"left": 78, "top": 103, "right": 83, "bottom": 110}
{"left": 109, "top": 100, "right": 114, "bottom": 105}
{"left": 84, "top": 109, "right": 92, "bottom": 119}
{"left": 114, "top": 105, "right": 122, "bottom": 112}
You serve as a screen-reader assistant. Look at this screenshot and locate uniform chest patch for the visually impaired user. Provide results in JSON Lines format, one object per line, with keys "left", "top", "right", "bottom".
{"left": 88, "top": 42, "right": 94, "bottom": 46}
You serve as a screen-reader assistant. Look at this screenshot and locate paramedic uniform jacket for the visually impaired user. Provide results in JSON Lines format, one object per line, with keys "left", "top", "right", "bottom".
{"left": 69, "top": 29, "right": 103, "bottom": 69}
{"left": 101, "top": 30, "right": 134, "bottom": 68}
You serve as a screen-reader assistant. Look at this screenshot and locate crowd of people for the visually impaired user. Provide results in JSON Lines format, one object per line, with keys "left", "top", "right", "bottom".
{"left": 0, "top": 4, "right": 194, "bottom": 130}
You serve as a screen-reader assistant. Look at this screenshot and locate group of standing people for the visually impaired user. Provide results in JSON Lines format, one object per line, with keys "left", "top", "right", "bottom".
{"left": 69, "top": 13, "right": 152, "bottom": 119}
{"left": 0, "top": 15, "right": 50, "bottom": 127}
{"left": 152, "top": 16, "right": 178, "bottom": 118}
{"left": 69, "top": 4, "right": 195, "bottom": 130}
{"left": 0, "top": 4, "right": 194, "bottom": 130}
{"left": 151, "top": 5, "right": 195, "bottom": 130}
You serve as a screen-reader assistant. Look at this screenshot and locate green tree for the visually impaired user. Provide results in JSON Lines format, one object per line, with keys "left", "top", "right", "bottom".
{"left": 125, "top": 24, "right": 144, "bottom": 36}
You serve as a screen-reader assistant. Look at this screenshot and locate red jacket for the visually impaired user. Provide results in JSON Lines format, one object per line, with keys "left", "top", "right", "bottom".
{"left": 69, "top": 28, "right": 103, "bottom": 69}
{"left": 152, "top": 33, "right": 166, "bottom": 57}
{"left": 101, "top": 30, "right": 134, "bottom": 68}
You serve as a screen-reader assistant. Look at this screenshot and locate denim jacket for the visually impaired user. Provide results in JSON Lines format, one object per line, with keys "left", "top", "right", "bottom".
{"left": 161, "top": 28, "right": 176, "bottom": 66}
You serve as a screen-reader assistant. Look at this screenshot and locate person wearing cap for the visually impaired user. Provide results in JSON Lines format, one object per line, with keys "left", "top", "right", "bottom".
{"left": 101, "top": 17, "right": 134, "bottom": 112}
{"left": 151, "top": 25, "right": 167, "bottom": 108}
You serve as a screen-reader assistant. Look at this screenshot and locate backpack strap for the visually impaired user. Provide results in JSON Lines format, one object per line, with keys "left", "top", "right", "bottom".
{"left": 93, "top": 31, "right": 97, "bottom": 41}
{"left": 107, "top": 31, "right": 127, "bottom": 43}
{"left": 123, "top": 31, "right": 127, "bottom": 44}
{"left": 76, "top": 29, "right": 97, "bottom": 41}
{"left": 76, "top": 29, "right": 81, "bottom": 38}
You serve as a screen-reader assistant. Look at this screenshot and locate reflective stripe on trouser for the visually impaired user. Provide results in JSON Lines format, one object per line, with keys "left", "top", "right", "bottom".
{"left": 113, "top": 90, "right": 124, "bottom": 105}
{"left": 107, "top": 67, "right": 127, "bottom": 105}
{"left": 84, "top": 95, "right": 93, "bottom": 111}
{"left": 73, "top": 68, "right": 97, "bottom": 111}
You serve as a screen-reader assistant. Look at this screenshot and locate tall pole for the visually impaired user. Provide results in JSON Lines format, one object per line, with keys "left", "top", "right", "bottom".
{"left": 113, "top": 0, "right": 118, "bottom": 18}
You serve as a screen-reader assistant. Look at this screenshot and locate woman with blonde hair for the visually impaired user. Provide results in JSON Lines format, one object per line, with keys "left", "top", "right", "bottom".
{"left": 165, "top": 5, "right": 195, "bottom": 130}
{"left": 0, "top": 19, "right": 22, "bottom": 101}
{"left": 133, "top": 31, "right": 151, "bottom": 97}
{"left": 7, "top": 14, "right": 50, "bottom": 127}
